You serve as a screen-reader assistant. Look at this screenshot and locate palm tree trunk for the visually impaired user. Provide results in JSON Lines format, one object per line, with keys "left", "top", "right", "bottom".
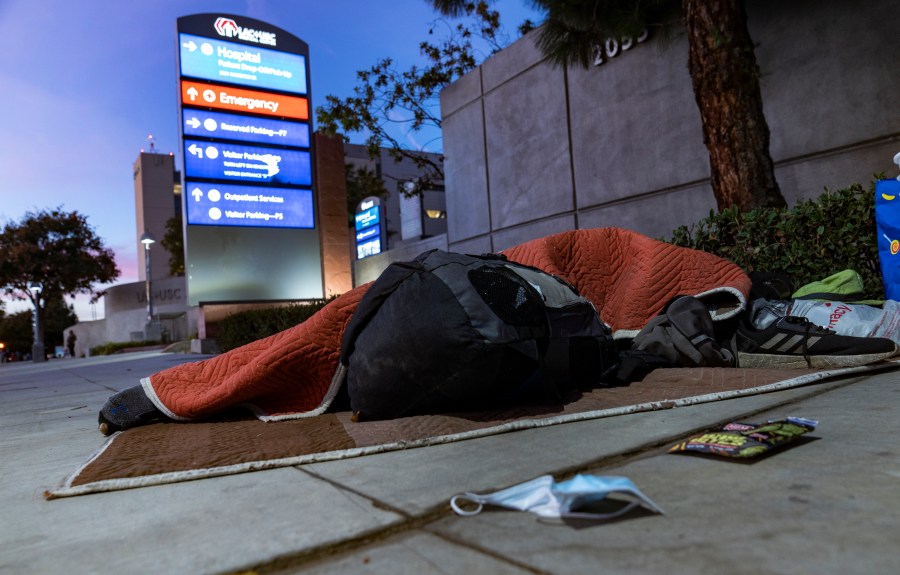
{"left": 683, "top": 0, "right": 786, "bottom": 211}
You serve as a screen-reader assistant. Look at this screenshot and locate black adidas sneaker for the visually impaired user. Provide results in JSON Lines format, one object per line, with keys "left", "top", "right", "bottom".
{"left": 735, "top": 315, "right": 897, "bottom": 368}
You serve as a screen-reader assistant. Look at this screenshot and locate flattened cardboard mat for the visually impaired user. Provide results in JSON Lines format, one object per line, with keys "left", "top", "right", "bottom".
{"left": 47, "top": 363, "right": 899, "bottom": 498}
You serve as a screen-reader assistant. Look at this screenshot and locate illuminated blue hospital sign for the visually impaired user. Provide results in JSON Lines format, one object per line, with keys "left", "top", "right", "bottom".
{"left": 356, "top": 226, "right": 380, "bottom": 242}
{"left": 185, "top": 182, "right": 313, "bottom": 229}
{"left": 179, "top": 33, "right": 308, "bottom": 94}
{"left": 354, "top": 206, "right": 380, "bottom": 230}
{"left": 178, "top": 13, "right": 323, "bottom": 306}
{"left": 354, "top": 202, "right": 383, "bottom": 259}
{"left": 183, "top": 110, "right": 310, "bottom": 148}
{"left": 183, "top": 140, "right": 311, "bottom": 186}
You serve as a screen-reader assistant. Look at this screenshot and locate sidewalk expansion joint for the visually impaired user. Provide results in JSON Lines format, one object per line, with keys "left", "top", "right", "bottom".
{"left": 222, "top": 466, "right": 549, "bottom": 575}
{"left": 551, "top": 374, "right": 871, "bottom": 481}
{"left": 217, "top": 373, "right": 868, "bottom": 574}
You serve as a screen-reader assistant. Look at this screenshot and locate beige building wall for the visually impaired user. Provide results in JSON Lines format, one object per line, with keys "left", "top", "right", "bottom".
{"left": 133, "top": 152, "right": 180, "bottom": 281}
{"left": 439, "top": 0, "right": 900, "bottom": 253}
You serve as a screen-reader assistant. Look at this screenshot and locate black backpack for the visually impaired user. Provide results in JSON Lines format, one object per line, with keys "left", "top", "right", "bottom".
{"left": 339, "top": 250, "right": 620, "bottom": 421}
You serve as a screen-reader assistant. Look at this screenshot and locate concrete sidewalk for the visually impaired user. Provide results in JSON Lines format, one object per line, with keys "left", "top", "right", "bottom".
{"left": 1, "top": 352, "right": 898, "bottom": 574}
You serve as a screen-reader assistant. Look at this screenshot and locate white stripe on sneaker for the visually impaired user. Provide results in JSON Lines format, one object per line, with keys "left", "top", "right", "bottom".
{"left": 759, "top": 334, "right": 822, "bottom": 354}
{"left": 760, "top": 334, "right": 792, "bottom": 350}
{"left": 774, "top": 335, "right": 804, "bottom": 352}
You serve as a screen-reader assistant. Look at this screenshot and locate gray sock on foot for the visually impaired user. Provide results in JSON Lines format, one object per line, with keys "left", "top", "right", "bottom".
{"left": 98, "top": 385, "right": 165, "bottom": 434}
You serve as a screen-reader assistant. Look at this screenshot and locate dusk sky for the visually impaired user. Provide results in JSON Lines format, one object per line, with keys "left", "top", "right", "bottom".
{"left": 0, "top": 0, "right": 542, "bottom": 320}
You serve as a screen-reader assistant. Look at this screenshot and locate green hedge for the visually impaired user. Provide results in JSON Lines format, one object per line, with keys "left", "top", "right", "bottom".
{"left": 217, "top": 297, "right": 338, "bottom": 352}
{"left": 668, "top": 180, "right": 884, "bottom": 300}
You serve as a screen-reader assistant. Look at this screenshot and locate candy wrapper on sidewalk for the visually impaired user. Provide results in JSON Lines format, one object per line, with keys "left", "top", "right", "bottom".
{"left": 669, "top": 417, "right": 818, "bottom": 459}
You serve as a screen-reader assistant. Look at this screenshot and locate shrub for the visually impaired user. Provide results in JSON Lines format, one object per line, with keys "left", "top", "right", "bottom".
{"left": 217, "top": 297, "right": 339, "bottom": 352}
{"left": 668, "top": 180, "right": 884, "bottom": 300}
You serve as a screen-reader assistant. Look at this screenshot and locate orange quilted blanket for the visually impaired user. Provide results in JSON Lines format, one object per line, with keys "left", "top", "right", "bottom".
{"left": 143, "top": 228, "right": 750, "bottom": 421}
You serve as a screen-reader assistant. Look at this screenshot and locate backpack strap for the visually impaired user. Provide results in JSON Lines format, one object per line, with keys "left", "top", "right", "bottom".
{"left": 613, "top": 350, "right": 671, "bottom": 385}
{"left": 631, "top": 296, "right": 733, "bottom": 368}
{"left": 663, "top": 296, "right": 733, "bottom": 367}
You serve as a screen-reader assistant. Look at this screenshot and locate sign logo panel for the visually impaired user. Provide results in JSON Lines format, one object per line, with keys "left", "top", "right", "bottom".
{"left": 213, "top": 17, "right": 277, "bottom": 46}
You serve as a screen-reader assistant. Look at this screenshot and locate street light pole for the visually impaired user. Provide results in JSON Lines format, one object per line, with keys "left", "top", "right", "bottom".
{"left": 140, "top": 232, "right": 156, "bottom": 324}
{"left": 29, "top": 282, "right": 45, "bottom": 363}
{"left": 139, "top": 231, "right": 162, "bottom": 342}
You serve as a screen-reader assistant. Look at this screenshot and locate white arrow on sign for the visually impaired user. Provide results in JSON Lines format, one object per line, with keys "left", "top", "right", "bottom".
{"left": 182, "top": 40, "right": 197, "bottom": 52}
{"left": 186, "top": 117, "right": 200, "bottom": 129}
{"left": 186, "top": 87, "right": 198, "bottom": 101}
{"left": 191, "top": 188, "right": 203, "bottom": 202}
{"left": 188, "top": 144, "right": 203, "bottom": 158}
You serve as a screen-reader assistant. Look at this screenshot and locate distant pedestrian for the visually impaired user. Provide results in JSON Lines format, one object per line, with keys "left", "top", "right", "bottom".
{"left": 67, "top": 331, "right": 77, "bottom": 358}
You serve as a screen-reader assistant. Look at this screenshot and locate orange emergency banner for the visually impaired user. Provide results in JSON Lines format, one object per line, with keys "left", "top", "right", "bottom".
{"left": 180, "top": 80, "right": 308, "bottom": 120}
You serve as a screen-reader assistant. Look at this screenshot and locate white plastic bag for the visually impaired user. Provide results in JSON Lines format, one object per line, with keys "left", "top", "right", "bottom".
{"left": 788, "top": 299, "right": 900, "bottom": 343}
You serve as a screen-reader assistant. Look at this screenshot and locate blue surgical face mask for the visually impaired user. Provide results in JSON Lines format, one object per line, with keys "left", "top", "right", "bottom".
{"left": 450, "top": 474, "right": 664, "bottom": 521}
